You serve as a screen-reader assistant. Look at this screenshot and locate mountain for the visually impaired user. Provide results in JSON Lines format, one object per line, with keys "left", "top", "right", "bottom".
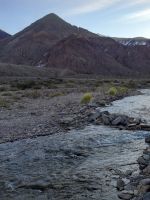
{"left": 113, "top": 37, "right": 150, "bottom": 47}
{"left": 0, "top": 29, "right": 11, "bottom": 40}
{"left": 0, "top": 13, "right": 104, "bottom": 66}
{"left": 0, "top": 13, "right": 150, "bottom": 77}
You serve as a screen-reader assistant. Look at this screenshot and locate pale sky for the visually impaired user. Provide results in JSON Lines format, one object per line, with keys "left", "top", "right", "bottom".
{"left": 1, "top": 0, "right": 150, "bottom": 38}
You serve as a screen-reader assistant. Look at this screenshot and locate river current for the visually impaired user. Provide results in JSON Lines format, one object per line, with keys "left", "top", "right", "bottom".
{"left": 1, "top": 89, "right": 150, "bottom": 199}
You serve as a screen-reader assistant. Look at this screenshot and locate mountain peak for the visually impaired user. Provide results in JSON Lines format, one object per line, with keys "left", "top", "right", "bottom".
{"left": 0, "top": 29, "right": 11, "bottom": 40}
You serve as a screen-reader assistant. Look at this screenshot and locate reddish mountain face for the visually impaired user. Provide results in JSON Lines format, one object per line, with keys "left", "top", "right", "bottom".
{"left": 40, "top": 34, "right": 139, "bottom": 76}
{"left": 98, "top": 42, "right": 150, "bottom": 74}
{"left": 0, "top": 29, "right": 11, "bottom": 40}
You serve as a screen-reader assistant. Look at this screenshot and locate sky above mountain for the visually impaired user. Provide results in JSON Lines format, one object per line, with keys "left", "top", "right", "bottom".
{"left": 1, "top": 0, "right": 150, "bottom": 38}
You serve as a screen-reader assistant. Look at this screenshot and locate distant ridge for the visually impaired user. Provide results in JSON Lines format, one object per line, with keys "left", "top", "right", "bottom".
{"left": 113, "top": 37, "right": 150, "bottom": 47}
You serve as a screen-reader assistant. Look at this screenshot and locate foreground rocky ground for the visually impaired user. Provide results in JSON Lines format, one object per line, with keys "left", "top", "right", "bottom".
{"left": 1, "top": 78, "right": 150, "bottom": 199}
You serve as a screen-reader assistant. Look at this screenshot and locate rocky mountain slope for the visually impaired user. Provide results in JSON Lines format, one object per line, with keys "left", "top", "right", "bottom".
{"left": 0, "top": 29, "right": 11, "bottom": 40}
{"left": 40, "top": 34, "right": 139, "bottom": 76}
{"left": 0, "top": 13, "right": 150, "bottom": 77}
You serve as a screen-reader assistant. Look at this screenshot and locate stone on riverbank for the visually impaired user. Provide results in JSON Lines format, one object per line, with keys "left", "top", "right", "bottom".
{"left": 143, "top": 165, "right": 150, "bottom": 174}
{"left": 141, "top": 179, "right": 150, "bottom": 186}
{"left": 118, "top": 192, "right": 133, "bottom": 199}
{"left": 117, "top": 179, "right": 125, "bottom": 190}
{"left": 145, "top": 136, "right": 150, "bottom": 143}
{"left": 143, "top": 192, "right": 150, "bottom": 200}
{"left": 102, "top": 114, "right": 110, "bottom": 125}
{"left": 137, "top": 157, "right": 148, "bottom": 166}
{"left": 112, "top": 116, "right": 124, "bottom": 126}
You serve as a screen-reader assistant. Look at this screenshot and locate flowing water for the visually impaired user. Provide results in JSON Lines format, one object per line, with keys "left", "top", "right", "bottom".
{"left": 1, "top": 90, "right": 150, "bottom": 200}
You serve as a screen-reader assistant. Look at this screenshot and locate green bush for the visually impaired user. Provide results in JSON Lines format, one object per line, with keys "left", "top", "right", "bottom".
{"left": 80, "top": 93, "right": 92, "bottom": 103}
{"left": 108, "top": 87, "right": 117, "bottom": 96}
{"left": 120, "top": 87, "right": 131, "bottom": 92}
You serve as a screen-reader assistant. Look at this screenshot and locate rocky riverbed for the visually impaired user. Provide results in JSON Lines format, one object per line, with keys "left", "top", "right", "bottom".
{"left": 1, "top": 87, "right": 150, "bottom": 199}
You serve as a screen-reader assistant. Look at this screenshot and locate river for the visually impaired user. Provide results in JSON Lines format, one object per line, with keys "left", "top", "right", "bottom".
{"left": 0, "top": 89, "right": 150, "bottom": 200}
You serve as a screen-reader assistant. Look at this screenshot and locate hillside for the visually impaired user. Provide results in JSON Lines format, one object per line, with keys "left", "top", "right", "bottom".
{"left": 0, "top": 62, "right": 76, "bottom": 77}
{"left": 40, "top": 34, "right": 139, "bottom": 76}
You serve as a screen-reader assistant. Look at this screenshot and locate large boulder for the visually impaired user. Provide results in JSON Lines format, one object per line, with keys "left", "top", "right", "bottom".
{"left": 100, "top": 111, "right": 110, "bottom": 116}
{"left": 145, "top": 135, "right": 150, "bottom": 143}
{"left": 88, "top": 113, "right": 100, "bottom": 122}
{"left": 102, "top": 114, "right": 110, "bottom": 125}
{"left": 117, "top": 179, "right": 125, "bottom": 190}
{"left": 118, "top": 193, "right": 133, "bottom": 199}
{"left": 143, "top": 192, "right": 150, "bottom": 200}
{"left": 112, "top": 116, "right": 124, "bottom": 126}
{"left": 137, "top": 157, "right": 148, "bottom": 166}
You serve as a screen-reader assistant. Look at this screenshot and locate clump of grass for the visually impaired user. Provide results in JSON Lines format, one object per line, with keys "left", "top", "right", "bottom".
{"left": 33, "top": 85, "right": 42, "bottom": 89}
{"left": 120, "top": 87, "right": 131, "bottom": 92}
{"left": 0, "top": 86, "right": 7, "bottom": 92}
{"left": 26, "top": 91, "right": 41, "bottom": 99}
{"left": 49, "top": 92, "right": 65, "bottom": 98}
{"left": 80, "top": 93, "right": 92, "bottom": 103}
{"left": 10, "top": 87, "right": 19, "bottom": 91}
{"left": 47, "top": 84, "right": 58, "bottom": 89}
{"left": 108, "top": 87, "right": 117, "bottom": 96}
{"left": 100, "top": 100, "right": 106, "bottom": 106}
{"left": 11, "top": 81, "right": 36, "bottom": 90}
{"left": 67, "top": 79, "right": 75, "bottom": 83}
{"left": 65, "top": 83, "right": 76, "bottom": 88}
{"left": 12, "top": 95, "right": 21, "bottom": 101}
{"left": 18, "top": 104, "right": 25, "bottom": 109}
{"left": 1, "top": 91, "right": 12, "bottom": 96}
{"left": 0, "top": 97, "right": 9, "bottom": 107}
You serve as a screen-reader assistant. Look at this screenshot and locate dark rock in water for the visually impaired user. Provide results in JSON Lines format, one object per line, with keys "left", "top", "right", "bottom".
{"left": 88, "top": 113, "right": 100, "bottom": 122}
{"left": 100, "top": 111, "right": 110, "bottom": 116}
{"left": 137, "top": 157, "right": 148, "bottom": 166}
{"left": 143, "top": 165, "right": 150, "bottom": 174}
{"left": 112, "top": 116, "right": 124, "bottom": 126}
{"left": 129, "top": 182, "right": 139, "bottom": 187}
{"left": 126, "top": 170, "right": 132, "bottom": 176}
{"left": 140, "top": 185, "right": 150, "bottom": 194}
{"left": 139, "top": 164, "right": 147, "bottom": 170}
{"left": 124, "top": 184, "right": 137, "bottom": 191}
{"left": 141, "top": 179, "right": 150, "bottom": 186}
{"left": 102, "top": 114, "right": 110, "bottom": 125}
{"left": 143, "top": 192, "right": 150, "bottom": 200}
{"left": 118, "top": 192, "right": 133, "bottom": 199}
{"left": 141, "top": 124, "right": 150, "bottom": 128}
{"left": 135, "top": 118, "right": 141, "bottom": 125}
{"left": 117, "top": 179, "right": 125, "bottom": 190}
{"left": 145, "top": 136, "right": 150, "bottom": 143}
